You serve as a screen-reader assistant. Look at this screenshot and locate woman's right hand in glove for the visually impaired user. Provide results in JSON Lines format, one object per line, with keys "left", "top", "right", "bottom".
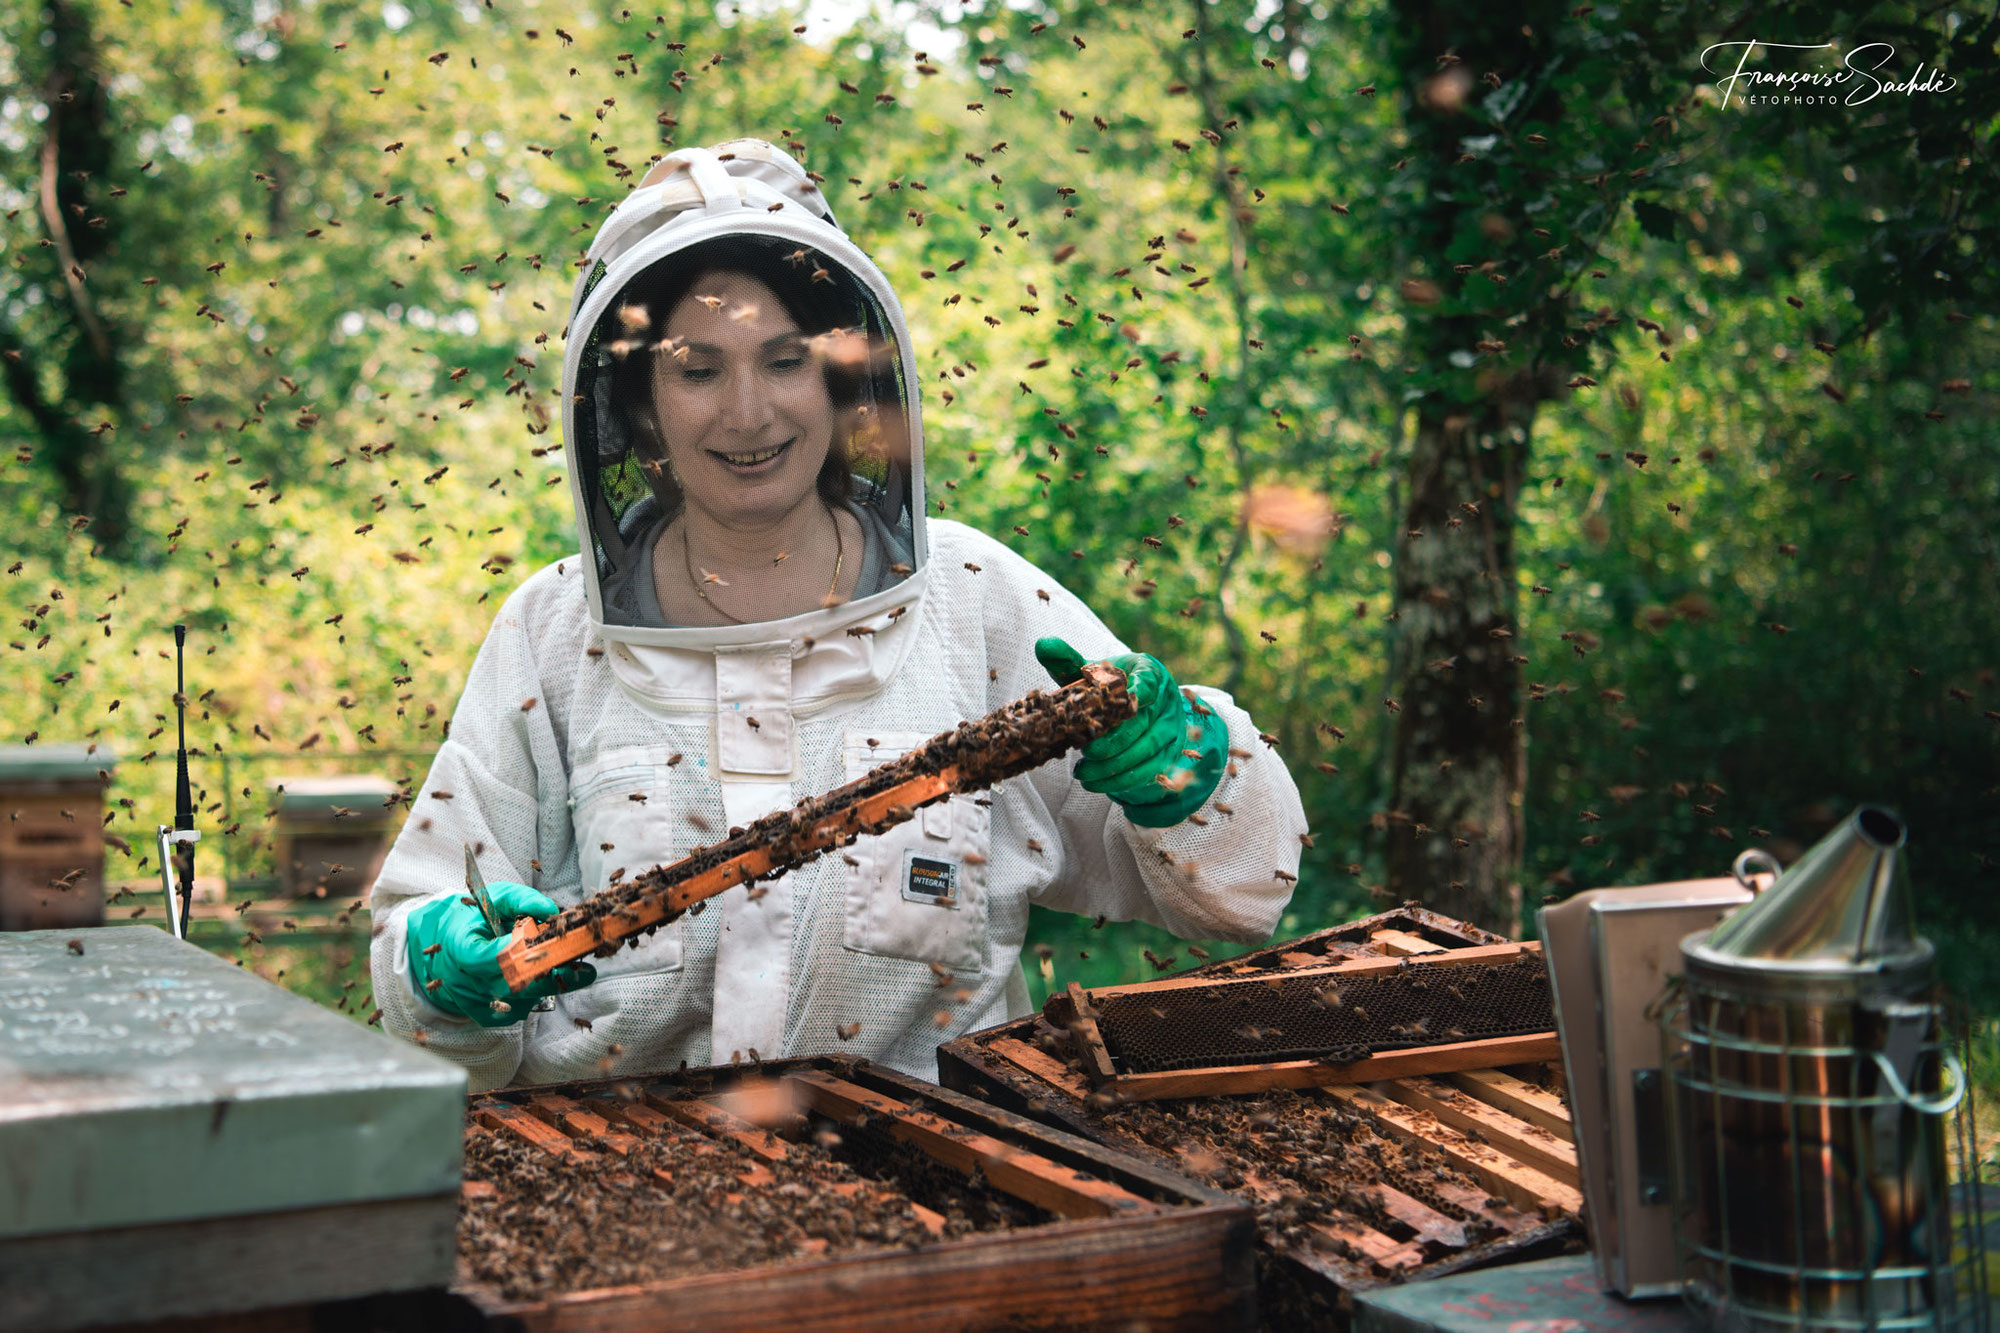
{"left": 404, "top": 882, "right": 596, "bottom": 1028}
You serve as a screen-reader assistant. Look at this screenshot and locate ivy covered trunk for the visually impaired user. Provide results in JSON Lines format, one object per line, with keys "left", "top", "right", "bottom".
{"left": 1377, "top": 0, "right": 1577, "bottom": 935}
{"left": 1385, "top": 388, "right": 1535, "bottom": 934}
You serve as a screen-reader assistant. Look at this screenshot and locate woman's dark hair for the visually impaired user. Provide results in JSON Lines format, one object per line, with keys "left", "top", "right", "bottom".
{"left": 600, "top": 234, "right": 879, "bottom": 514}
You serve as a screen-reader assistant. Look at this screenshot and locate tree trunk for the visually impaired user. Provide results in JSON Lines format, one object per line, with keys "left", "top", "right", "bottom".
{"left": 1378, "top": 0, "right": 1578, "bottom": 936}
{"left": 1383, "top": 387, "right": 1534, "bottom": 934}
{"left": 5, "top": 0, "right": 131, "bottom": 548}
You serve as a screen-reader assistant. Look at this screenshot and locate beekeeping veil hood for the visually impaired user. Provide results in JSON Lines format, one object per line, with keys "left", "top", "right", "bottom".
{"left": 562, "top": 139, "right": 924, "bottom": 644}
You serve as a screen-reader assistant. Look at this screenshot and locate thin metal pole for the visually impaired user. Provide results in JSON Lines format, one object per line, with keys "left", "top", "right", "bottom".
{"left": 171, "top": 624, "right": 195, "bottom": 937}
{"left": 217, "top": 750, "right": 231, "bottom": 885}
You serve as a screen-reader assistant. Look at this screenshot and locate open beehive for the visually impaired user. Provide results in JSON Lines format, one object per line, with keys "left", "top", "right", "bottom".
{"left": 449, "top": 1056, "right": 1257, "bottom": 1331}
{"left": 938, "top": 907, "right": 1584, "bottom": 1327}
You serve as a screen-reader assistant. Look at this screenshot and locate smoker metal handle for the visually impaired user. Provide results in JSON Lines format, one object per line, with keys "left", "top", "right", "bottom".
{"left": 1731, "top": 848, "right": 1782, "bottom": 892}
{"left": 1870, "top": 1048, "right": 1966, "bottom": 1117}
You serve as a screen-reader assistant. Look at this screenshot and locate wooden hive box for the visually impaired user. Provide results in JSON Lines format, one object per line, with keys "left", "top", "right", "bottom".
{"left": 436, "top": 1056, "right": 1258, "bottom": 1332}
{"left": 266, "top": 774, "right": 400, "bottom": 899}
{"left": 0, "top": 744, "right": 115, "bottom": 930}
{"left": 938, "top": 907, "right": 1584, "bottom": 1329}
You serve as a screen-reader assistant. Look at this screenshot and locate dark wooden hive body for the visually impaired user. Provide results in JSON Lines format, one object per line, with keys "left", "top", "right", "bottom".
{"left": 939, "top": 907, "right": 1585, "bottom": 1328}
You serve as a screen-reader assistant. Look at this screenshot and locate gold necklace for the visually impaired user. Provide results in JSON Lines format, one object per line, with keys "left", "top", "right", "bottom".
{"left": 682, "top": 507, "right": 844, "bottom": 625}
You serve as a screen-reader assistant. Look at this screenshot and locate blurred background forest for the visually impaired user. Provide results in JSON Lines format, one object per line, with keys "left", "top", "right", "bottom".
{"left": 0, "top": 0, "right": 1994, "bottom": 1057}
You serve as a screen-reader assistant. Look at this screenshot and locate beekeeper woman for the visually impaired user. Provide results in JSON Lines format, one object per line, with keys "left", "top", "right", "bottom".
{"left": 368, "top": 140, "right": 1309, "bottom": 1091}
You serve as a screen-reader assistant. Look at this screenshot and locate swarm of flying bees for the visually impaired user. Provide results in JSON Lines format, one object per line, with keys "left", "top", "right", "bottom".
{"left": 6, "top": 0, "right": 1979, "bottom": 1060}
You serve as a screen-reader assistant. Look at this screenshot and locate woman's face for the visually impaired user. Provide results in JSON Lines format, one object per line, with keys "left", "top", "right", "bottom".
{"left": 647, "top": 271, "right": 837, "bottom": 532}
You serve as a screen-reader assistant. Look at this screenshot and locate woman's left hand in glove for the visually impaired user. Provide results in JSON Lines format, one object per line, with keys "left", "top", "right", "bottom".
{"left": 1034, "top": 636, "right": 1227, "bottom": 827}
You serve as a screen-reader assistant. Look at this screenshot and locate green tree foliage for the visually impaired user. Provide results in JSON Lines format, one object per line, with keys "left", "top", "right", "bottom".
{"left": 0, "top": 0, "right": 1991, "bottom": 1017}
{"left": 1515, "top": 1, "right": 2000, "bottom": 988}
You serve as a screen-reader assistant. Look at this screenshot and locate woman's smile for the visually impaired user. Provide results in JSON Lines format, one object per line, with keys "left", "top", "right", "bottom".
{"left": 707, "top": 437, "right": 793, "bottom": 473}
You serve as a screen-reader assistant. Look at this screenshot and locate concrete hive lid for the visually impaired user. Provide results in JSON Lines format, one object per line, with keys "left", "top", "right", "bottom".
{"left": 0, "top": 927, "right": 465, "bottom": 1240}
{"left": 264, "top": 773, "right": 401, "bottom": 816}
{"left": 0, "top": 745, "right": 118, "bottom": 783}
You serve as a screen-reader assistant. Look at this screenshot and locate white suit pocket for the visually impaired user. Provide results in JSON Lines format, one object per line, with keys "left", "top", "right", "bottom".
{"left": 840, "top": 731, "right": 989, "bottom": 974}
{"left": 565, "top": 743, "right": 699, "bottom": 977}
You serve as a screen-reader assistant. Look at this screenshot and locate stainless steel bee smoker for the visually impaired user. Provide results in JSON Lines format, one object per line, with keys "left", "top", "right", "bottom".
{"left": 1659, "top": 805, "right": 1988, "bottom": 1330}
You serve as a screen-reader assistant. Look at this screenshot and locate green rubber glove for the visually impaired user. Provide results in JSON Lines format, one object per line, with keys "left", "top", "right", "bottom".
{"left": 405, "top": 881, "right": 596, "bottom": 1028}
{"left": 1035, "top": 636, "right": 1227, "bottom": 828}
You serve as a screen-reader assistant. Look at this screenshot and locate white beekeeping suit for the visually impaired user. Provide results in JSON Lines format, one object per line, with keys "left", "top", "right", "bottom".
{"left": 368, "top": 140, "right": 1309, "bottom": 1092}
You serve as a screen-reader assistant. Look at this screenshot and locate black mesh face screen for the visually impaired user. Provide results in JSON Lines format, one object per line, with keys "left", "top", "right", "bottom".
{"left": 1093, "top": 954, "right": 1555, "bottom": 1074}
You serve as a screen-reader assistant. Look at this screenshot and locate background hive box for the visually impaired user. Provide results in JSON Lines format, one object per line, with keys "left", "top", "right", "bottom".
{"left": 266, "top": 773, "right": 399, "bottom": 898}
{"left": 939, "top": 907, "right": 1582, "bottom": 1329}
{"left": 0, "top": 744, "right": 115, "bottom": 931}
{"left": 0, "top": 927, "right": 467, "bottom": 1331}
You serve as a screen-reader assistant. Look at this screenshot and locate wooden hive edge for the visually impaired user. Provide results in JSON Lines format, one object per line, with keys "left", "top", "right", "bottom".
{"left": 1318, "top": 1085, "right": 1584, "bottom": 1217}
{"left": 1052, "top": 941, "right": 1541, "bottom": 1008}
{"left": 1445, "top": 1067, "right": 1573, "bottom": 1141}
{"left": 1190, "top": 906, "right": 1510, "bottom": 978}
{"left": 1374, "top": 1076, "right": 1580, "bottom": 1188}
{"left": 466, "top": 1205, "right": 1255, "bottom": 1333}
{"left": 1098, "top": 1033, "right": 1564, "bottom": 1102}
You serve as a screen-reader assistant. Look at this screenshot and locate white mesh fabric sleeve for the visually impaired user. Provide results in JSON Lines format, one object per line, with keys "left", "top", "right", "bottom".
{"left": 939, "top": 523, "right": 1307, "bottom": 942}
{"left": 367, "top": 571, "right": 586, "bottom": 1092}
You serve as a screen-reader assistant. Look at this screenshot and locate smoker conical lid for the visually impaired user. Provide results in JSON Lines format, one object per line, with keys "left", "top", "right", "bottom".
{"left": 1692, "top": 805, "right": 1929, "bottom": 976}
